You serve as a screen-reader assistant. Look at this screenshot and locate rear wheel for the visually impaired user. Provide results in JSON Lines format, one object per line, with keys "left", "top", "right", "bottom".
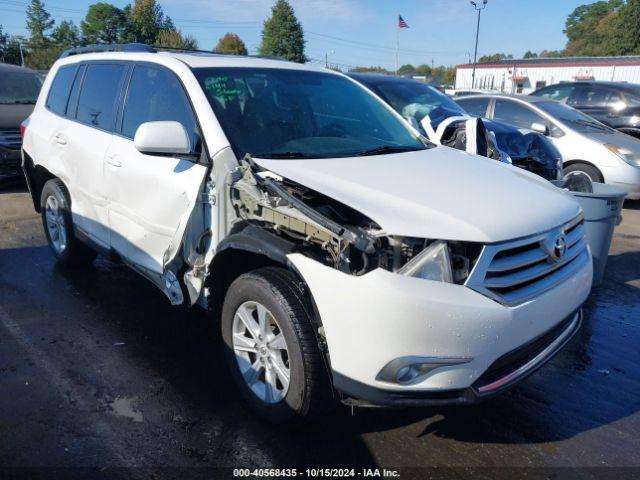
{"left": 221, "top": 267, "right": 332, "bottom": 425}
{"left": 40, "top": 179, "right": 96, "bottom": 266}
{"left": 563, "top": 162, "right": 603, "bottom": 183}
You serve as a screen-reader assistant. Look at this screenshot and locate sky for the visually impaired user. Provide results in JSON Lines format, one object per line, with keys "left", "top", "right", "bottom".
{"left": 1, "top": 0, "right": 599, "bottom": 69}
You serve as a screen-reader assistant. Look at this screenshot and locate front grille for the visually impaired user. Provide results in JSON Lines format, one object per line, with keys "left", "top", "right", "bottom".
{"left": 466, "top": 215, "right": 589, "bottom": 306}
{"left": 0, "top": 128, "right": 22, "bottom": 150}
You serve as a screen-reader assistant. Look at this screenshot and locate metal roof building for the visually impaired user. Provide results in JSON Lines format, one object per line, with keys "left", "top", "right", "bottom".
{"left": 455, "top": 56, "right": 640, "bottom": 94}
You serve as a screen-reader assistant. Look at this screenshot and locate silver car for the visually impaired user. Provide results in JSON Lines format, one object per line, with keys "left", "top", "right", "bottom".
{"left": 456, "top": 94, "right": 640, "bottom": 199}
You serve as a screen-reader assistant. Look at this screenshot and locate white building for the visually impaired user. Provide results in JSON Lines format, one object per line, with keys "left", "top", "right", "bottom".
{"left": 455, "top": 56, "right": 640, "bottom": 94}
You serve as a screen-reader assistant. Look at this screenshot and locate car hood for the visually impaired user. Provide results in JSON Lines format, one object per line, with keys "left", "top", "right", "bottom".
{"left": 588, "top": 129, "right": 640, "bottom": 153}
{"left": 254, "top": 147, "right": 581, "bottom": 243}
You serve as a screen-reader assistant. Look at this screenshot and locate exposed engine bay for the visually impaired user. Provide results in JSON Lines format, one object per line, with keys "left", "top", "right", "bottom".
{"left": 229, "top": 157, "right": 479, "bottom": 283}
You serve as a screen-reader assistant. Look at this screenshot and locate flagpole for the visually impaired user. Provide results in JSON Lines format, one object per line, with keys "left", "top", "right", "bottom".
{"left": 396, "top": 16, "right": 399, "bottom": 75}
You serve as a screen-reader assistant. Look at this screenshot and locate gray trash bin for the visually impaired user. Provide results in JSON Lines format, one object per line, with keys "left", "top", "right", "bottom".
{"left": 568, "top": 183, "right": 626, "bottom": 286}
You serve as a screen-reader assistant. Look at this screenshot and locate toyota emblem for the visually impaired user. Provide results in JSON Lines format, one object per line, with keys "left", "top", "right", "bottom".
{"left": 553, "top": 234, "right": 567, "bottom": 261}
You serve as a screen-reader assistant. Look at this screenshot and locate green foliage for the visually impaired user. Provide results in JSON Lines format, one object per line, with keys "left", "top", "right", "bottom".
{"left": 397, "top": 64, "right": 416, "bottom": 75}
{"left": 26, "top": 0, "right": 54, "bottom": 48}
{"left": 25, "top": 45, "right": 65, "bottom": 69}
{"left": 156, "top": 29, "right": 198, "bottom": 50}
{"left": 478, "top": 53, "right": 513, "bottom": 63}
{"left": 127, "top": 0, "right": 174, "bottom": 45}
{"left": 564, "top": 0, "right": 624, "bottom": 55}
{"left": 0, "top": 26, "right": 24, "bottom": 65}
{"left": 523, "top": 50, "right": 538, "bottom": 59}
{"left": 81, "top": 3, "right": 127, "bottom": 44}
{"left": 348, "top": 66, "right": 390, "bottom": 74}
{"left": 259, "top": 0, "right": 307, "bottom": 63}
{"left": 51, "top": 20, "right": 81, "bottom": 47}
{"left": 215, "top": 33, "right": 248, "bottom": 55}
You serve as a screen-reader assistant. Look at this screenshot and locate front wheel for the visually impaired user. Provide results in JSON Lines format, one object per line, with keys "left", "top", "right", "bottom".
{"left": 563, "top": 162, "right": 604, "bottom": 183}
{"left": 40, "top": 179, "right": 96, "bottom": 267}
{"left": 221, "top": 267, "right": 332, "bottom": 425}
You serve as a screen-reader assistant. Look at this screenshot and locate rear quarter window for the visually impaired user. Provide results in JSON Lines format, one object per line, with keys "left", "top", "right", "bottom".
{"left": 46, "top": 65, "right": 78, "bottom": 115}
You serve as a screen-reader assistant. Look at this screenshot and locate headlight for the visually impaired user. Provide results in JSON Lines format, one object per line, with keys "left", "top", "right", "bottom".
{"left": 398, "top": 240, "right": 454, "bottom": 283}
{"left": 605, "top": 144, "right": 640, "bottom": 167}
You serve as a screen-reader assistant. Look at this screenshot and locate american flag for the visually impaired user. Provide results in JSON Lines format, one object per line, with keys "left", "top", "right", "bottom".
{"left": 398, "top": 15, "right": 409, "bottom": 28}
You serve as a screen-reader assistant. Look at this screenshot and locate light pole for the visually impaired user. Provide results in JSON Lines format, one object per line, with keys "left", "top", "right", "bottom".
{"left": 470, "top": 0, "right": 488, "bottom": 89}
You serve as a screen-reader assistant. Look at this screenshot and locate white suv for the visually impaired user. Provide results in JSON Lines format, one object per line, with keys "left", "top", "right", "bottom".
{"left": 22, "top": 44, "right": 592, "bottom": 424}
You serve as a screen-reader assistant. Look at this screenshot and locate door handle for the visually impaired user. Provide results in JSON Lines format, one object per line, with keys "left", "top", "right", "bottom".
{"left": 54, "top": 133, "right": 67, "bottom": 145}
{"left": 105, "top": 155, "right": 122, "bottom": 167}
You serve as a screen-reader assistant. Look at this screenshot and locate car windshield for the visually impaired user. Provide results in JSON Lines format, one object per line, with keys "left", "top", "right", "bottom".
{"left": 194, "top": 68, "right": 427, "bottom": 159}
{"left": 535, "top": 100, "right": 615, "bottom": 133}
{"left": 0, "top": 71, "right": 42, "bottom": 104}
{"left": 371, "top": 80, "right": 466, "bottom": 125}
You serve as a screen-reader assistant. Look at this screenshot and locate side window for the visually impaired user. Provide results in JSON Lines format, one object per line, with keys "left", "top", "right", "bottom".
{"left": 493, "top": 100, "right": 546, "bottom": 130}
{"left": 456, "top": 98, "right": 489, "bottom": 117}
{"left": 534, "top": 84, "right": 574, "bottom": 103}
{"left": 76, "top": 63, "right": 126, "bottom": 130}
{"left": 121, "top": 65, "right": 198, "bottom": 150}
{"left": 46, "top": 65, "right": 78, "bottom": 115}
{"left": 572, "top": 85, "right": 608, "bottom": 107}
{"left": 65, "top": 64, "right": 85, "bottom": 118}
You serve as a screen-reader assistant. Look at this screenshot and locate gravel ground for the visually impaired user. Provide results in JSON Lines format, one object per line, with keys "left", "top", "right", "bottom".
{"left": 0, "top": 185, "right": 639, "bottom": 479}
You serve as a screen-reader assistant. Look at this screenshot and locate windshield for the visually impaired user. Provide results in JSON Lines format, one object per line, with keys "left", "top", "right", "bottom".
{"left": 370, "top": 80, "right": 466, "bottom": 125}
{"left": 536, "top": 100, "right": 615, "bottom": 133}
{"left": 194, "top": 68, "right": 427, "bottom": 159}
{"left": 0, "top": 72, "right": 42, "bottom": 104}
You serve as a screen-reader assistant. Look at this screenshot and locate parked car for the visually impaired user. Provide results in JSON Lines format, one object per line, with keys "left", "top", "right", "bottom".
{"left": 350, "top": 73, "right": 562, "bottom": 180}
{"left": 531, "top": 81, "right": 640, "bottom": 139}
{"left": 456, "top": 94, "right": 640, "bottom": 199}
{"left": 22, "top": 44, "right": 591, "bottom": 424}
{"left": 0, "top": 63, "right": 42, "bottom": 184}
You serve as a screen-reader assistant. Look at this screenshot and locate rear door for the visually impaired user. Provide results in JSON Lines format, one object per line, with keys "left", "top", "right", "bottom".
{"left": 62, "top": 62, "right": 128, "bottom": 247}
{"left": 104, "top": 63, "right": 208, "bottom": 275}
{"left": 455, "top": 97, "right": 491, "bottom": 117}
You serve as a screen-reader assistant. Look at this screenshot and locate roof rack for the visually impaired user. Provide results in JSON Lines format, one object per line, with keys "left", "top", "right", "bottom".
{"left": 60, "top": 43, "right": 155, "bottom": 58}
{"left": 60, "top": 42, "right": 289, "bottom": 62}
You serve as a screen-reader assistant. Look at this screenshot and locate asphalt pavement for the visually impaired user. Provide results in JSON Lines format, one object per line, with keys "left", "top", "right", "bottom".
{"left": 1, "top": 185, "right": 639, "bottom": 479}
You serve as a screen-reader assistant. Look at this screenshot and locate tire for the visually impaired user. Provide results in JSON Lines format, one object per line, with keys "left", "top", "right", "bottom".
{"left": 40, "top": 179, "right": 96, "bottom": 267}
{"left": 563, "top": 162, "right": 604, "bottom": 183}
{"left": 221, "top": 267, "right": 332, "bottom": 425}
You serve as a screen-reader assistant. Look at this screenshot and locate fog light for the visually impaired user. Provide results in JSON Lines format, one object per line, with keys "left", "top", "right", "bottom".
{"left": 376, "top": 356, "right": 473, "bottom": 385}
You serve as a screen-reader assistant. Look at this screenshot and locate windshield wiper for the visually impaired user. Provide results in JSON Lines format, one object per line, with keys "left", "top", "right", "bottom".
{"left": 569, "top": 118, "right": 611, "bottom": 132}
{"left": 355, "top": 145, "right": 425, "bottom": 156}
{"left": 252, "top": 151, "right": 323, "bottom": 159}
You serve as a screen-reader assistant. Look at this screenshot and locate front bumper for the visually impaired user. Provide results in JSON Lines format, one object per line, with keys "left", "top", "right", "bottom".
{"left": 288, "top": 250, "right": 592, "bottom": 406}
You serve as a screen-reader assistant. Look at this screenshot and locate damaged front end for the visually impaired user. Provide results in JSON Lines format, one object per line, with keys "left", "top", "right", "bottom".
{"left": 228, "top": 156, "right": 481, "bottom": 282}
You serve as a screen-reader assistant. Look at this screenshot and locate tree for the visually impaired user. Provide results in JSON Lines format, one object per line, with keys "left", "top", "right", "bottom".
{"left": 478, "top": 53, "right": 513, "bottom": 63}
{"left": 0, "top": 26, "right": 25, "bottom": 65}
{"left": 215, "top": 33, "right": 248, "bottom": 55}
{"left": 397, "top": 64, "right": 416, "bottom": 75}
{"left": 26, "top": 0, "right": 54, "bottom": 48}
{"left": 259, "top": 0, "right": 306, "bottom": 63}
{"left": 564, "top": 0, "right": 623, "bottom": 55}
{"left": 348, "top": 66, "right": 390, "bottom": 74}
{"left": 52, "top": 20, "right": 81, "bottom": 47}
{"left": 523, "top": 50, "right": 538, "bottom": 59}
{"left": 539, "top": 49, "right": 565, "bottom": 58}
{"left": 156, "top": 29, "right": 198, "bottom": 50}
{"left": 81, "top": 3, "right": 127, "bottom": 44}
{"left": 613, "top": 0, "right": 640, "bottom": 54}
{"left": 127, "top": 0, "right": 174, "bottom": 44}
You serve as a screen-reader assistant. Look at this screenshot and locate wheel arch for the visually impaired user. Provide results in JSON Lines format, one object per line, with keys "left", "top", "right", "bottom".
{"left": 22, "top": 153, "right": 57, "bottom": 213}
{"left": 563, "top": 159, "right": 605, "bottom": 182}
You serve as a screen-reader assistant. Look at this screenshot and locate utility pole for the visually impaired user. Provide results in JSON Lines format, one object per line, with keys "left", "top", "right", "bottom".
{"left": 470, "top": 0, "right": 488, "bottom": 89}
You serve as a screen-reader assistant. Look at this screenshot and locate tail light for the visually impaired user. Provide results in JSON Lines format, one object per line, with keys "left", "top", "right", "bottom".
{"left": 20, "top": 122, "right": 27, "bottom": 139}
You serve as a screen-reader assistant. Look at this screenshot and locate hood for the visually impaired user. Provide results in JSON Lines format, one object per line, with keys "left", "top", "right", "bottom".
{"left": 588, "top": 129, "right": 640, "bottom": 153}
{"left": 0, "top": 104, "right": 35, "bottom": 129}
{"left": 254, "top": 147, "right": 581, "bottom": 243}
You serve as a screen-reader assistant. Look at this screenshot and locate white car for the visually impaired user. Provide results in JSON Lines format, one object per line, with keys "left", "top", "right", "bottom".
{"left": 21, "top": 44, "right": 592, "bottom": 424}
{"left": 456, "top": 94, "right": 640, "bottom": 199}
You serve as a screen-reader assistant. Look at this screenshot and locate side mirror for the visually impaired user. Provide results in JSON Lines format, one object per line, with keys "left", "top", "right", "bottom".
{"left": 530, "top": 122, "right": 549, "bottom": 135}
{"left": 134, "top": 121, "right": 191, "bottom": 156}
